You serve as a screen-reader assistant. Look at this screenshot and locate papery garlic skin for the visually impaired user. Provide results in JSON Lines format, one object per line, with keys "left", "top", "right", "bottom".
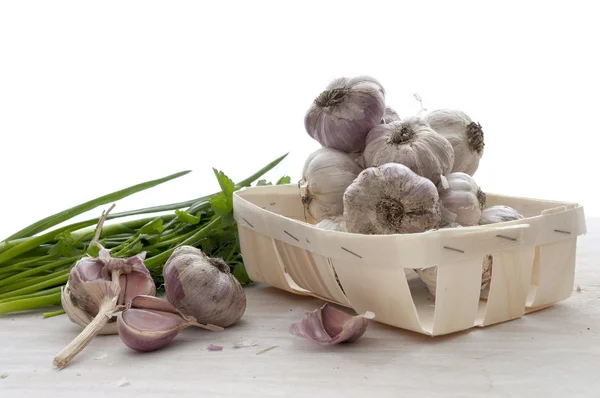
{"left": 424, "top": 109, "right": 484, "bottom": 176}
{"left": 289, "top": 303, "right": 375, "bottom": 346}
{"left": 363, "top": 117, "right": 454, "bottom": 187}
{"left": 316, "top": 215, "right": 347, "bottom": 232}
{"left": 304, "top": 76, "right": 386, "bottom": 153}
{"left": 343, "top": 163, "right": 442, "bottom": 235}
{"left": 479, "top": 205, "right": 524, "bottom": 225}
{"left": 163, "top": 246, "right": 246, "bottom": 328}
{"left": 439, "top": 172, "right": 486, "bottom": 227}
{"left": 382, "top": 106, "right": 401, "bottom": 124}
{"left": 299, "top": 147, "right": 363, "bottom": 221}
{"left": 64, "top": 249, "right": 156, "bottom": 328}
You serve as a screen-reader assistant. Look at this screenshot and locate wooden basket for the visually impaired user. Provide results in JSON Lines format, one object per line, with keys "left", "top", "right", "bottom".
{"left": 232, "top": 185, "right": 586, "bottom": 336}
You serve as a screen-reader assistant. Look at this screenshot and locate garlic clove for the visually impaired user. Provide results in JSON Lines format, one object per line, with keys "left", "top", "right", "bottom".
{"left": 117, "top": 308, "right": 189, "bottom": 352}
{"left": 289, "top": 303, "right": 375, "bottom": 345}
{"left": 438, "top": 172, "right": 486, "bottom": 227}
{"left": 117, "top": 295, "right": 223, "bottom": 353}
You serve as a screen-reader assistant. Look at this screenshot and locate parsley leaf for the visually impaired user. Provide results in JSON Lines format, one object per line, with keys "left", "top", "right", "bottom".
{"left": 175, "top": 210, "right": 200, "bottom": 225}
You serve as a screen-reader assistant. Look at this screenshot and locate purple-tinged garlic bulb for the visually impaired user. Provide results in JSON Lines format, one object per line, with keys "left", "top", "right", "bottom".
{"left": 163, "top": 246, "right": 246, "bottom": 328}
{"left": 382, "top": 106, "right": 401, "bottom": 124}
{"left": 479, "top": 205, "right": 524, "bottom": 225}
{"left": 316, "top": 215, "right": 347, "bottom": 232}
{"left": 424, "top": 109, "right": 484, "bottom": 176}
{"left": 289, "top": 303, "right": 374, "bottom": 346}
{"left": 363, "top": 116, "right": 454, "bottom": 188}
{"left": 304, "top": 76, "right": 386, "bottom": 153}
{"left": 438, "top": 172, "right": 486, "bottom": 227}
{"left": 343, "top": 163, "right": 442, "bottom": 235}
{"left": 117, "top": 295, "right": 222, "bottom": 352}
{"left": 299, "top": 147, "right": 363, "bottom": 222}
{"left": 54, "top": 249, "right": 156, "bottom": 369}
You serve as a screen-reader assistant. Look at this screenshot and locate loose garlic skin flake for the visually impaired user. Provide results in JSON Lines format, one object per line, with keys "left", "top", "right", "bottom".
{"left": 343, "top": 163, "right": 441, "bottom": 235}
{"left": 424, "top": 109, "right": 484, "bottom": 176}
{"left": 363, "top": 117, "right": 454, "bottom": 188}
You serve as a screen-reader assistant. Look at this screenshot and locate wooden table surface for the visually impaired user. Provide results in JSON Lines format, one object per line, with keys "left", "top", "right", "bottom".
{"left": 1, "top": 219, "right": 599, "bottom": 398}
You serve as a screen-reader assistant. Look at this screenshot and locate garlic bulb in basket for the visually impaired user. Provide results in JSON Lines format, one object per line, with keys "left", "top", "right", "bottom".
{"left": 382, "top": 106, "right": 401, "bottom": 124}
{"left": 424, "top": 109, "right": 484, "bottom": 176}
{"left": 304, "top": 76, "right": 386, "bottom": 153}
{"left": 316, "top": 215, "right": 347, "bottom": 232}
{"left": 439, "top": 172, "right": 486, "bottom": 227}
{"left": 479, "top": 205, "right": 524, "bottom": 225}
{"left": 478, "top": 205, "right": 524, "bottom": 299}
{"left": 299, "top": 147, "right": 363, "bottom": 221}
{"left": 343, "top": 163, "right": 441, "bottom": 235}
{"left": 363, "top": 116, "right": 454, "bottom": 188}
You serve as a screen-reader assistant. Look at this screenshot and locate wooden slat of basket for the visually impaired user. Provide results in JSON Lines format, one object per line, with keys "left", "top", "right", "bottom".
{"left": 528, "top": 238, "right": 577, "bottom": 308}
{"left": 480, "top": 247, "right": 535, "bottom": 326}
{"left": 432, "top": 257, "right": 483, "bottom": 335}
{"left": 331, "top": 257, "right": 425, "bottom": 334}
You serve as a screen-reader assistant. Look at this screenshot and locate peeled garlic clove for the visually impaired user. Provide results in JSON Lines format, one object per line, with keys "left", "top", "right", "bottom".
{"left": 382, "top": 106, "right": 401, "bottom": 124}
{"left": 479, "top": 205, "right": 524, "bottom": 225}
{"left": 304, "top": 76, "right": 386, "bottom": 153}
{"left": 289, "top": 303, "right": 375, "bottom": 345}
{"left": 424, "top": 109, "right": 484, "bottom": 176}
{"left": 316, "top": 215, "right": 347, "bottom": 232}
{"left": 344, "top": 163, "right": 442, "bottom": 235}
{"left": 163, "top": 246, "right": 246, "bottom": 328}
{"left": 117, "top": 295, "right": 222, "bottom": 352}
{"left": 363, "top": 116, "right": 455, "bottom": 187}
{"left": 439, "top": 172, "right": 486, "bottom": 227}
{"left": 299, "top": 147, "right": 363, "bottom": 221}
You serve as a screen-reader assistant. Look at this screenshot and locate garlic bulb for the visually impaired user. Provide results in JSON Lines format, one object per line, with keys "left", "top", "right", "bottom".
{"left": 289, "top": 303, "right": 375, "bottom": 346}
{"left": 424, "top": 109, "right": 484, "bottom": 176}
{"left": 54, "top": 249, "right": 156, "bottom": 369}
{"left": 163, "top": 246, "right": 246, "bottom": 328}
{"left": 439, "top": 172, "right": 486, "bottom": 227}
{"left": 363, "top": 116, "right": 454, "bottom": 187}
{"left": 304, "top": 76, "right": 386, "bottom": 153}
{"left": 479, "top": 205, "right": 524, "bottom": 225}
{"left": 117, "top": 295, "right": 222, "bottom": 352}
{"left": 316, "top": 215, "right": 347, "bottom": 232}
{"left": 299, "top": 147, "right": 363, "bottom": 221}
{"left": 343, "top": 163, "right": 441, "bottom": 235}
{"left": 382, "top": 106, "right": 401, "bottom": 124}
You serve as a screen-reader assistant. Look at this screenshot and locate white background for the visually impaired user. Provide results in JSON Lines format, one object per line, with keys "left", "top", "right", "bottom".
{"left": 1, "top": 0, "right": 598, "bottom": 239}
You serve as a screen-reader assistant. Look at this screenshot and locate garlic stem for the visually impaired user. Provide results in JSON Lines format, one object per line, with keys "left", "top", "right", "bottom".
{"left": 52, "top": 296, "right": 118, "bottom": 369}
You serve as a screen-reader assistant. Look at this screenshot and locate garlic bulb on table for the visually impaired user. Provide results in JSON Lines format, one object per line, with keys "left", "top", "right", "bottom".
{"left": 299, "top": 147, "right": 363, "bottom": 221}
{"left": 479, "top": 205, "right": 524, "bottom": 225}
{"left": 363, "top": 116, "right": 454, "bottom": 188}
{"left": 163, "top": 246, "right": 246, "bottom": 328}
{"left": 424, "top": 109, "right": 484, "bottom": 176}
{"left": 304, "top": 76, "right": 386, "bottom": 153}
{"left": 439, "top": 172, "right": 486, "bottom": 227}
{"left": 343, "top": 163, "right": 441, "bottom": 235}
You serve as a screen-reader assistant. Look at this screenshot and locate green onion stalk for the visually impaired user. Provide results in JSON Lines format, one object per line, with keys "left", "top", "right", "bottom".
{"left": 0, "top": 154, "right": 290, "bottom": 316}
